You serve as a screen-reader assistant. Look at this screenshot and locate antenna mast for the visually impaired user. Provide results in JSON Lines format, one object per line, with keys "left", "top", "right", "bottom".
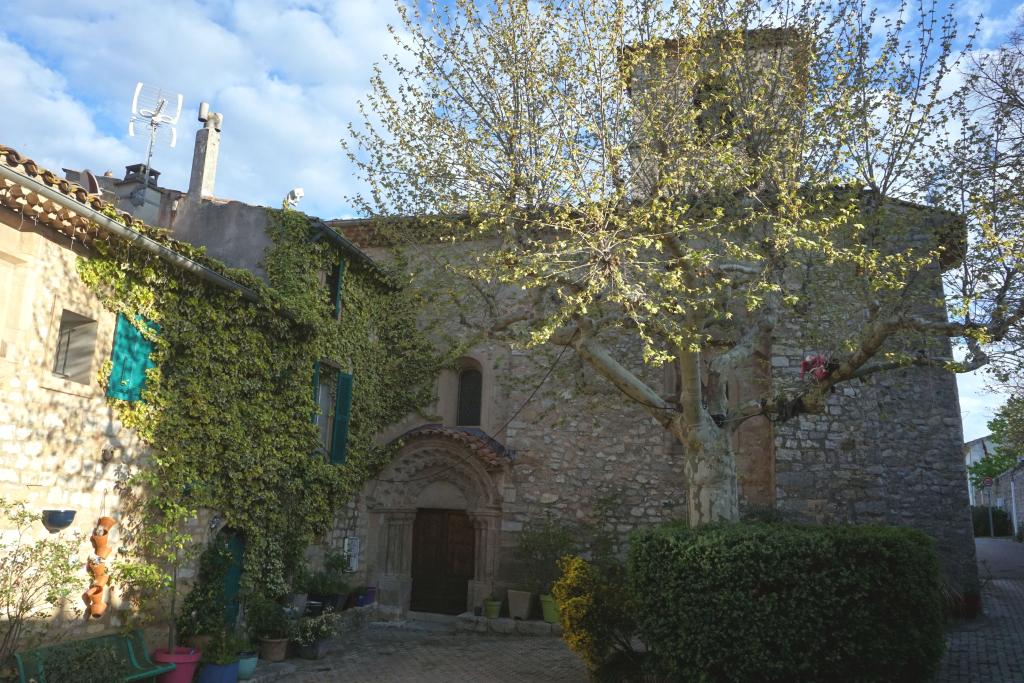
{"left": 128, "top": 82, "right": 183, "bottom": 199}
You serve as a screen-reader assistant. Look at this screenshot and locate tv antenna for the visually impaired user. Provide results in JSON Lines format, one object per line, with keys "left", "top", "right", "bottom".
{"left": 128, "top": 82, "right": 183, "bottom": 190}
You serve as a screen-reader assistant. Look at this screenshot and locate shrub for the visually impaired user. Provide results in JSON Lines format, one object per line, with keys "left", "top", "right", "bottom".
{"left": 177, "top": 538, "right": 234, "bottom": 639}
{"left": 245, "top": 595, "right": 290, "bottom": 641}
{"left": 515, "top": 515, "right": 578, "bottom": 595}
{"left": 552, "top": 555, "right": 643, "bottom": 681}
{"left": 971, "top": 505, "right": 1012, "bottom": 537}
{"left": 629, "top": 523, "right": 945, "bottom": 683}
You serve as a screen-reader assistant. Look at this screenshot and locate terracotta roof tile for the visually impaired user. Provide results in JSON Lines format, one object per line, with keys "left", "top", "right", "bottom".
{"left": 0, "top": 144, "right": 141, "bottom": 246}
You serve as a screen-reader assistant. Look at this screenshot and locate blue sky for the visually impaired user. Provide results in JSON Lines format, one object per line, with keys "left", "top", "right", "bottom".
{"left": 1, "top": 0, "right": 1021, "bottom": 441}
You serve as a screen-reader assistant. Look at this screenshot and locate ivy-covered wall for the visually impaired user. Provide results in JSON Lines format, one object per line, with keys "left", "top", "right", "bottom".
{"left": 77, "top": 207, "right": 437, "bottom": 602}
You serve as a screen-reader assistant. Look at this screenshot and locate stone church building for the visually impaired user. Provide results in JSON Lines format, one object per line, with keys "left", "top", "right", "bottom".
{"left": 329, "top": 217, "right": 978, "bottom": 618}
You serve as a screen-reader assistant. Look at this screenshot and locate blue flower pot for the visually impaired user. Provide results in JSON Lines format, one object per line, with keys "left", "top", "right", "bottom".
{"left": 197, "top": 660, "right": 239, "bottom": 683}
{"left": 237, "top": 653, "right": 258, "bottom": 680}
{"left": 41, "top": 510, "right": 76, "bottom": 533}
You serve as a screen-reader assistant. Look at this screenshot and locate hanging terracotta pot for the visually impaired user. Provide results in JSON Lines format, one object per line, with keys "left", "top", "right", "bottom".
{"left": 90, "top": 533, "right": 108, "bottom": 550}
{"left": 84, "top": 586, "right": 106, "bottom": 618}
{"left": 88, "top": 560, "right": 107, "bottom": 579}
{"left": 91, "top": 573, "right": 110, "bottom": 587}
{"left": 95, "top": 545, "right": 113, "bottom": 560}
{"left": 96, "top": 516, "right": 117, "bottom": 532}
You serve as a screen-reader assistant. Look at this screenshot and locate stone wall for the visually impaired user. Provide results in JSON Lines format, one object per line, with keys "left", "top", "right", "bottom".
{"left": 339, "top": 218, "right": 978, "bottom": 612}
{"left": 0, "top": 212, "right": 149, "bottom": 635}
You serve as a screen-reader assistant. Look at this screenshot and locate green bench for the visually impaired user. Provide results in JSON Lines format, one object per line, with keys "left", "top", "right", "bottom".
{"left": 15, "top": 629, "right": 175, "bottom": 683}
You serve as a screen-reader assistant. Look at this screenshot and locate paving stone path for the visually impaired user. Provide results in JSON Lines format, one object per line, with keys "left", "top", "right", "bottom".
{"left": 259, "top": 624, "right": 587, "bottom": 683}
{"left": 934, "top": 538, "right": 1024, "bottom": 683}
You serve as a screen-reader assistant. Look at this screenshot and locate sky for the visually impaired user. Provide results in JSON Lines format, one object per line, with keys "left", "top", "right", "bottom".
{"left": 0, "top": 0, "right": 1022, "bottom": 441}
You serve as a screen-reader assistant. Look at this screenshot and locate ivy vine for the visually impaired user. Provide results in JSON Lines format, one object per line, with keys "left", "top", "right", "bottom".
{"left": 77, "top": 207, "right": 437, "bottom": 607}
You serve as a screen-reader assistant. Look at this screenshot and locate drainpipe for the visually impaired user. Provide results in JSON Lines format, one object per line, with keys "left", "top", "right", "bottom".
{"left": 0, "top": 163, "right": 262, "bottom": 304}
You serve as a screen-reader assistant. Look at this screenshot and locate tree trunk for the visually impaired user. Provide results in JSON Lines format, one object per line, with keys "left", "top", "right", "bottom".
{"left": 674, "top": 418, "right": 739, "bottom": 526}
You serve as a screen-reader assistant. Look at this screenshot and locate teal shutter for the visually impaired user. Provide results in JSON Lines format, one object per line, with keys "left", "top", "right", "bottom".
{"left": 330, "top": 372, "right": 353, "bottom": 464}
{"left": 332, "top": 260, "right": 346, "bottom": 319}
{"left": 107, "top": 313, "right": 156, "bottom": 402}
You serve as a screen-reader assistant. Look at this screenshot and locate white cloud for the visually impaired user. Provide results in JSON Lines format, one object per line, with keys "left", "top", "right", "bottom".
{"left": 0, "top": 0, "right": 404, "bottom": 217}
{"left": 957, "top": 369, "right": 1008, "bottom": 441}
{"left": 0, "top": 35, "right": 134, "bottom": 176}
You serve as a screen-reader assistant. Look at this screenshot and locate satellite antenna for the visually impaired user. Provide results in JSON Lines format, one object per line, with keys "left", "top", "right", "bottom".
{"left": 128, "top": 82, "right": 183, "bottom": 193}
{"left": 80, "top": 169, "right": 101, "bottom": 195}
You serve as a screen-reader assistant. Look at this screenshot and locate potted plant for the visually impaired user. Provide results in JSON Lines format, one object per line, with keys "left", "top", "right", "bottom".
{"left": 515, "top": 515, "right": 577, "bottom": 623}
{"left": 307, "top": 550, "right": 350, "bottom": 611}
{"left": 246, "top": 595, "right": 291, "bottom": 662}
{"left": 114, "top": 509, "right": 202, "bottom": 683}
{"left": 237, "top": 642, "right": 259, "bottom": 681}
{"left": 287, "top": 564, "right": 311, "bottom": 616}
{"left": 482, "top": 595, "right": 502, "bottom": 619}
{"left": 291, "top": 609, "right": 338, "bottom": 660}
{"left": 196, "top": 629, "right": 244, "bottom": 683}
{"left": 176, "top": 538, "right": 235, "bottom": 650}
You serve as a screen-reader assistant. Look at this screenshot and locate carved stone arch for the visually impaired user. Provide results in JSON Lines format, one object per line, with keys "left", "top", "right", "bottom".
{"left": 364, "top": 427, "right": 509, "bottom": 616}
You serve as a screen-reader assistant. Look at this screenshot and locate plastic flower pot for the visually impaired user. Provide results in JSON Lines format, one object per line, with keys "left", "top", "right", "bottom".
{"left": 41, "top": 509, "right": 76, "bottom": 533}
{"left": 540, "top": 594, "right": 560, "bottom": 624}
{"left": 154, "top": 648, "right": 201, "bottom": 683}
{"left": 305, "top": 600, "right": 324, "bottom": 617}
{"left": 507, "top": 589, "right": 532, "bottom": 620}
{"left": 197, "top": 660, "right": 239, "bottom": 683}
{"left": 299, "top": 640, "right": 329, "bottom": 660}
{"left": 237, "top": 652, "right": 258, "bottom": 680}
{"left": 258, "top": 637, "right": 288, "bottom": 662}
{"left": 483, "top": 599, "right": 501, "bottom": 619}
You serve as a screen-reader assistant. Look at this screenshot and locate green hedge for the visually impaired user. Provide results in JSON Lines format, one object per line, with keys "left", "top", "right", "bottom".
{"left": 629, "top": 523, "right": 945, "bottom": 683}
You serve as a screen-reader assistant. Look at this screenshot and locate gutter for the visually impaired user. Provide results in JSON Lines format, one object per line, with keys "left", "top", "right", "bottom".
{"left": 0, "top": 163, "right": 263, "bottom": 304}
{"left": 309, "top": 217, "right": 390, "bottom": 281}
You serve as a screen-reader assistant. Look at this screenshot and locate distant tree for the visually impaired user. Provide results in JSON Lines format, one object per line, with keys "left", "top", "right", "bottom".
{"left": 986, "top": 394, "right": 1024, "bottom": 472}
{"left": 346, "top": 0, "right": 1010, "bottom": 526}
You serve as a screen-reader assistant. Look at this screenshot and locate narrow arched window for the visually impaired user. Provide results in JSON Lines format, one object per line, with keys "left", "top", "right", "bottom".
{"left": 456, "top": 368, "right": 482, "bottom": 427}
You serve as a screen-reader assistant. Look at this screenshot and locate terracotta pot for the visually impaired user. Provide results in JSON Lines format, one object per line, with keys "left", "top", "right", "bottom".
{"left": 90, "top": 533, "right": 108, "bottom": 550}
{"left": 258, "top": 637, "right": 288, "bottom": 662}
{"left": 97, "top": 516, "right": 117, "bottom": 531}
{"left": 88, "top": 561, "right": 107, "bottom": 579}
{"left": 84, "top": 586, "right": 106, "bottom": 618}
{"left": 91, "top": 573, "right": 110, "bottom": 587}
{"left": 95, "top": 545, "right": 113, "bottom": 560}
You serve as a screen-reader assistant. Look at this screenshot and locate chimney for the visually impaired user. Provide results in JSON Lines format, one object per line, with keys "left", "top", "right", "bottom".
{"left": 188, "top": 102, "right": 223, "bottom": 198}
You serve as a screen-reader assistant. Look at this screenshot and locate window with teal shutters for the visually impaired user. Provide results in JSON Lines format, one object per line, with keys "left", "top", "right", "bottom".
{"left": 325, "top": 259, "right": 345, "bottom": 320}
{"left": 107, "top": 313, "right": 157, "bottom": 402}
{"left": 330, "top": 372, "right": 353, "bottom": 464}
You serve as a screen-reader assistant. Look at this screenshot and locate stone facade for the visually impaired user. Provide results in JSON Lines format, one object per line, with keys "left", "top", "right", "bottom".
{"left": 329, "top": 219, "right": 979, "bottom": 617}
{"left": 0, "top": 161, "right": 148, "bottom": 634}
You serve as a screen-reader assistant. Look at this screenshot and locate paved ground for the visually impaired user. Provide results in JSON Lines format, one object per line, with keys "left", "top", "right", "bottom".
{"left": 259, "top": 621, "right": 587, "bottom": 683}
{"left": 934, "top": 538, "right": 1024, "bottom": 683}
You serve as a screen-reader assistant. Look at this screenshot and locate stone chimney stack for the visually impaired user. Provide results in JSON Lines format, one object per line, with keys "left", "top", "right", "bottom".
{"left": 188, "top": 102, "right": 223, "bottom": 198}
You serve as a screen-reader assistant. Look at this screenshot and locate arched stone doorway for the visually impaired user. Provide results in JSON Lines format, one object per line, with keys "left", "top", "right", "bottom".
{"left": 364, "top": 426, "right": 509, "bottom": 616}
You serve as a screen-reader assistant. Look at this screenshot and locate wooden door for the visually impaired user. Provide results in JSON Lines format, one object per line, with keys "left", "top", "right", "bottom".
{"left": 410, "top": 509, "right": 475, "bottom": 614}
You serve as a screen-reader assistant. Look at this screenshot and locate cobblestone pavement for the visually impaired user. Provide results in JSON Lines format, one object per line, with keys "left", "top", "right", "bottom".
{"left": 273, "top": 625, "right": 588, "bottom": 683}
{"left": 935, "top": 538, "right": 1024, "bottom": 683}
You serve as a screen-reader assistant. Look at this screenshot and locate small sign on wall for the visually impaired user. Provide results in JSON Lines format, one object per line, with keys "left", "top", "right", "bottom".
{"left": 343, "top": 536, "right": 359, "bottom": 572}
